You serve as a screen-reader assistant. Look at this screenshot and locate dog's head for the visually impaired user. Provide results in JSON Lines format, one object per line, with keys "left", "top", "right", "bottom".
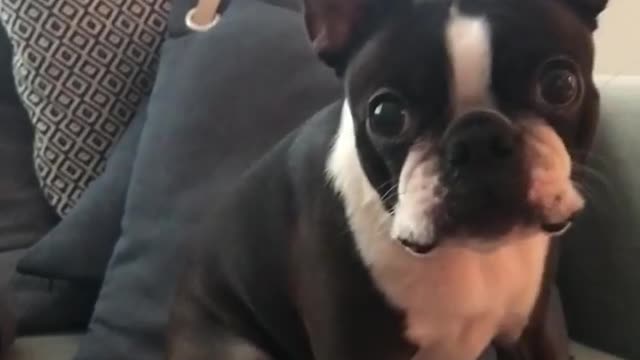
{"left": 311, "top": 0, "right": 607, "bottom": 254}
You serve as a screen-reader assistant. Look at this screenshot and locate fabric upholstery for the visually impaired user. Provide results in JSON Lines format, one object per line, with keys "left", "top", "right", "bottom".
{"left": 0, "top": 0, "right": 169, "bottom": 214}
{"left": 558, "top": 76, "right": 640, "bottom": 360}
{"left": 0, "top": 24, "right": 58, "bottom": 253}
{"left": 16, "top": 99, "right": 149, "bottom": 282}
{"left": 0, "top": 20, "right": 105, "bottom": 335}
{"left": 0, "top": 100, "right": 58, "bottom": 252}
{"left": 74, "top": 0, "right": 340, "bottom": 358}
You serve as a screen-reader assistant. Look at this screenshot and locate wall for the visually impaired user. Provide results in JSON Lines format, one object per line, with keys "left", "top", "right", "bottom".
{"left": 595, "top": 0, "right": 640, "bottom": 75}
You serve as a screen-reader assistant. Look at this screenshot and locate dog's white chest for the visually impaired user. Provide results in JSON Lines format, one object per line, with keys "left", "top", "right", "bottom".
{"left": 326, "top": 101, "right": 552, "bottom": 359}
{"left": 367, "top": 232, "right": 550, "bottom": 360}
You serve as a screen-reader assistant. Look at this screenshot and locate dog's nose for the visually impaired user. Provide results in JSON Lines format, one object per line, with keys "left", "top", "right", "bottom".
{"left": 443, "top": 110, "right": 516, "bottom": 172}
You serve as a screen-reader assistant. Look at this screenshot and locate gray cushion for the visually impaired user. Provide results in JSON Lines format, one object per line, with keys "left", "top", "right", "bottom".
{"left": 11, "top": 275, "right": 99, "bottom": 335}
{"left": 9, "top": 100, "right": 148, "bottom": 336}
{"left": 7, "top": 335, "right": 80, "bottom": 360}
{"left": 558, "top": 77, "right": 640, "bottom": 360}
{"left": 0, "top": 24, "right": 17, "bottom": 102}
{"left": 74, "top": 0, "right": 340, "bottom": 358}
{"left": 16, "top": 98, "right": 149, "bottom": 282}
{"left": 0, "top": 23, "right": 58, "bottom": 252}
{"left": 12, "top": 0, "right": 299, "bottom": 284}
{"left": 0, "top": 100, "right": 58, "bottom": 253}
{"left": 0, "top": 22, "right": 90, "bottom": 337}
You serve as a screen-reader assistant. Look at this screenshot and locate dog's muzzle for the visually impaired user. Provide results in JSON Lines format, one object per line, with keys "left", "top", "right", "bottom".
{"left": 443, "top": 110, "right": 517, "bottom": 177}
{"left": 435, "top": 110, "right": 530, "bottom": 236}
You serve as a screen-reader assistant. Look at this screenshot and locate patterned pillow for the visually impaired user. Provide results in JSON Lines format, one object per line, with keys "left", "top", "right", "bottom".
{"left": 0, "top": 0, "right": 170, "bottom": 215}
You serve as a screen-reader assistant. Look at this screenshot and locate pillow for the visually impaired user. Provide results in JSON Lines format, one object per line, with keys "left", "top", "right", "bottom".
{"left": 74, "top": 0, "right": 341, "bottom": 358}
{"left": 0, "top": 22, "right": 17, "bottom": 100}
{"left": 0, "top": 286, "right": 14, "bottom": 356}
{"left": 0, "top": 23, "right": 58, "bottom": 253}
{"left": 9, "top": 99, "right": 148, "bottom": 335}
{"left": 11, "top": 274, "right": 100, "bottom": 335}
{"left": 0, "top": 0, "right": 170, "bottom": 215}
{"left": 0, "top": 100, "right": 58, "bottom": 253}
{"left": 16, "top": 98, "right": 149, "bottom": 282}
{"left": 11, "top": 0, "right": 305, "bottom": 285}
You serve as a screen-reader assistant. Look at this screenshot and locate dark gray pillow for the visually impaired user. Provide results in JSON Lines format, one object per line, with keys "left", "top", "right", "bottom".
{"left": 11, "top": 274, "right": 100, "bottom": 335}
{"left": 0, "top": 24, "right": 58, "bottom": 253}
{"left": 16, "top": 98, "right": 149, "bottom": 282}
{"left": 0, "top": 101, "right": 58, "bottom": 253}
{"left": 9, "top": 99, "right": 148, "bottom": 335}
{"left": 0, "top": 23, "right": 17, "bottom": 102}
{"left": 1, "top": 22, "right": 88, "bottom": 336}
{"left": 13, "top": 0, "right": 304, "bottom": 286}
{"left": 74, "top": 0, "right": 340, "bottom": 358}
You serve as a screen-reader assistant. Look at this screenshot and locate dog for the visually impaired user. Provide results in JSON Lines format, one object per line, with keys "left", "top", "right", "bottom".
{"left": 168, "top": 0, "right": 607, "bottom": 359}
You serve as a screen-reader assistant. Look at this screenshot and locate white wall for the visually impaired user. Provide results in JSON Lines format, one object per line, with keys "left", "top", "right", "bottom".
{"left": 595, "top": 0, "right": 640, "bottom": 75}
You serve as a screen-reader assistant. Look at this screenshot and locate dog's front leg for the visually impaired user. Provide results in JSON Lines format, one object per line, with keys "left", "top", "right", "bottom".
{"left": 167, "top": 287, "right": 273, "bottom": 360}
{"left": 168, "top": 316, "right": 273, "bottom": 360}
{"left": 495, "top": 284, "right": 570, "bottom": 360}
{"left": 168, "top": 332, "right": 272, "bottom": 360}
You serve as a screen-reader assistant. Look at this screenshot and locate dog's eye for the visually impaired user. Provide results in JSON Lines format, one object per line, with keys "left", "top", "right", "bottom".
{"left": 540, "top": 70, "right": 578, "bottom": 105}
{"left": 536, "top": 58, "right": 582, "bottom": 108}
{"left": 368, "top": 91, "right": 411, "bottom": 140}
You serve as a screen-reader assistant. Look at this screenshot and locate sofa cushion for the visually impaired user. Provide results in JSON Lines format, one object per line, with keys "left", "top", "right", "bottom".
{"left": 0, "top": 24, "right": 58, "bottom": 253}
{"left": 558, "top": 76, "right": 640, "bottom": 360}
{"left": 0, "top": 23, "right": 17, "bottom": 102}
{"left": 1, "top": 21, "right": 91, "bottom": 337}
{"left": 74, "top": 0, "right": 341, "bottom": 359}
{"left": 16, "top": 99, "right": 149, "bottom": 282}
{"left": 0, "top": 0, "right": 170, "bottom": 215}
{"left": 11, "top": 275, "right": 99, "bottom": 336}
{"left": 0, "top": 100, "right": 58, "bottom": 253}
{"left": 8, "top": 98, "right": 148, "bottom": 336}
{"left": 8, "top": 335, "right": 80, "bottom": 360}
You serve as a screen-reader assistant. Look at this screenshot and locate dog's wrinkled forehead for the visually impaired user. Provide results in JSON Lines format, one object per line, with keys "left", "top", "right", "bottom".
{"left": 344, "top": 0, "right": 597, "bottom": 120}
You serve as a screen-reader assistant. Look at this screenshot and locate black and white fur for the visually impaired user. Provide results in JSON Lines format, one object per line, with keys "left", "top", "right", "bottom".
{"left": 169, "top": 0, "right": 608, "bottom": 359}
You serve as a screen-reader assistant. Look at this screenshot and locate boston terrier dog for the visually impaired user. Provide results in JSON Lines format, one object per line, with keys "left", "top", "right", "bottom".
{"left": 168, "top": 0, "right": 607, "bottom": 359}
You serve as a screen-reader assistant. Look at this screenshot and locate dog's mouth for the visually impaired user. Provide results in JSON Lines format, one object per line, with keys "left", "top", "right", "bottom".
{"left": 388, "top": 118, "right": 583, "bottom": 256}
{"left": 396, "top": 217, "right": 574, "bottom": 256}
{"left": 398, "top": 238, "right": 438, "bottom": 256}
{"left": 540, "top": 217, "right": 575, "bottom": 237}
{"left": 394, "top": 199, "right": 579, "bottom": 256}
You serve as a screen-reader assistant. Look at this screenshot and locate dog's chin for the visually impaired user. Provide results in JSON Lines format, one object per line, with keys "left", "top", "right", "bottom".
{"left": 394, "top": 199, "right": 577, "bottom": 257}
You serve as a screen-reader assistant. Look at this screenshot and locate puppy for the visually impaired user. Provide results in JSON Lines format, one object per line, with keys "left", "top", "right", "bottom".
{"left": 168, "top": 0, "right": 607, "bottom": 359}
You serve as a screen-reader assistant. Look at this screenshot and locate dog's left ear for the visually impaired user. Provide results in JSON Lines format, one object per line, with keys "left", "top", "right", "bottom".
{"left": 560, "top": 0, "right": 609, "bottom": 30}
{"left": 303, "top": 0, "right": 399, "bottom": 75}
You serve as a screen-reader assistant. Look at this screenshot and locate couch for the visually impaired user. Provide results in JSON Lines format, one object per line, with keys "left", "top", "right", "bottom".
{"left": 1, "top": 1, "right": 639, "bottom": 359}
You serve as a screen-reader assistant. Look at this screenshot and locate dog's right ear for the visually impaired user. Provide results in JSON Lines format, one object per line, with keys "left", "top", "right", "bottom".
{"left": 560, "top": 0, "right": 609, "bottom": 30}
{"left": 303, "top": 0, "right": 395, "bottom": 75}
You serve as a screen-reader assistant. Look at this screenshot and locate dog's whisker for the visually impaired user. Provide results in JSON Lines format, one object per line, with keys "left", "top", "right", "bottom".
{"left": 571, "top": 162, "right": 623, "bottom": 213}
{"left": 572, "top": 162, "right": 613, "bottom": 193}
{"left": 572, "top": 180, "right": 596, "bottom": 205}
{"left": 569, "top": 150, "right": 611, "bottom": 170}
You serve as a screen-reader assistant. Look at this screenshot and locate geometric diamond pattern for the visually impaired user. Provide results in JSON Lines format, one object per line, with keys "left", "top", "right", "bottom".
{"left": 0, "top": 0, "right": 171, "bottom": 215}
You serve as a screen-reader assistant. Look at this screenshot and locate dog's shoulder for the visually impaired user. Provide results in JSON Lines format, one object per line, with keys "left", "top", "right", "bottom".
{"left": 288, "top": 101, "right": 343, "bottom": 179}
{"left": 286, "top": 101, "right": 344, "bottom": 203}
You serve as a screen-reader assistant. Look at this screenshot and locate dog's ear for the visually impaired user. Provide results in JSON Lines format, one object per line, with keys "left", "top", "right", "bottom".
{"left": 303, "top": 0, "right": 397, "bottom": 75}
{"left": 560, "top": 0, "right": 608, "bottom": 30}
